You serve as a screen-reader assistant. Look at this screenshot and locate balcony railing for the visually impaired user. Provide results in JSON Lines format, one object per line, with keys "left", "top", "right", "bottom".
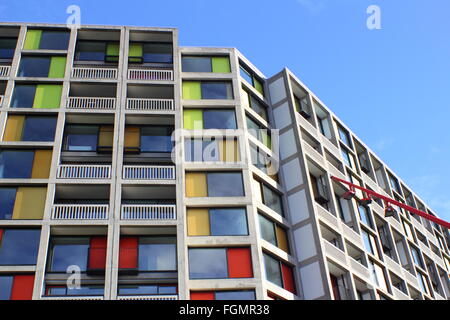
{"left": 71, "top": 67, "right": 117, "bottom": 80}
{"left": 0, "top": 65, "right": 11, "bottom": 77}
{"left": 51, "top": 204, "right": 109, "bottom": 220}
{"left": 117, "top": 295, "right": 178, "bottom": 300}
{"left": 126, "top": 98, "right": 174, "bottom": 111}
{"left": 40, "top": 296, "right": 104, "bottom": 300}
{"left": 122, "top": 165, "right": 175, "bottom": 180}
{"left": 57, "top": 164, "right": 112, "bottom": 179}
{"left": 121, "top": 204, "right": 176, "bottom": 220}
{"left": 128, "top": 68, "right": 173, "bottom": 81}
{"left": 67, "top": 97, "right": 116, "bottom": 110}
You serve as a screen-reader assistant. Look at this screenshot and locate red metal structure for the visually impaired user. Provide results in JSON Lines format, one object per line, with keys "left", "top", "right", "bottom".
{"left": 331, "top": 176, "right": 450, "bottom": 230}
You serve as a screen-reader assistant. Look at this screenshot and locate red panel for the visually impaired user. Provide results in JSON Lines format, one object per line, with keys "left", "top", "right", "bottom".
{"left": 227, "top": 247, "right": 253, "bottom": 278}
{"left": 190, "top": 291, "right": 215, "bottom": 300}
{"left": 0, "top": 229, "right": 3, "bottom": 243}
{"left": 11, "top": 275, "right": 35, "bottom": 300}
{"left": 88, "top": 236, "right": 107, "bottom": 270}
{"left": 119, "top": 237, "right": 138, "bottom": 269}
{"left": 281, "top": 263, "right": 296, "bottom": 294}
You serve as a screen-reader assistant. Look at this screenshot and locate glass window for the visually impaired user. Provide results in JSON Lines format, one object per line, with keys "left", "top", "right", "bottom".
{"left": 140, "top": 126, "right": 173, "bottom": 153}
{"left": 263, "top": 253, "right": 282, "bottom": 287}
{"left": 246, "top": 116, "right": 271, "bottom": 148}
{"left": 388, "top": 174, "right": 400, "bottom": 193}
{"left": 338, "top": 126, "right": 351, "bottom": 148}
{"left": 201, "top": 82, "right": 233, "bottom": 99}
{"left": 182, "top": 56, "right": 211, "bottom": 72}
{"left": 0, "top": 275, "right": 13, "bottom": 300}
{"left": 47, "top": 285, "right": 104, "bottom": 296}
{"left": 362, "top": 230, "right": 375, "bottom": 255}
{"left": 118, "top": 284, "right": 177, "bottom": 295}
{"left": 0, "top": 229, "right": 41, "bottom": 265}
{"left": 249, "top": 95, "right": 268, "bottom": 121}
{"left": 0, "top": 38, "right": 16, "bottom": 59}
{"left": 18, "top": 56, "right": 50, "bottom": 77}
{"left": 138, "top": 237, "right": 176, "bottom": 271}
{"left": 259, "top": 215, "right": 277, "bottom": 246}
{"left": 188, "top": 248, "right": 227, "bottom": 279}
{"left": 206, "top": 172, "right": 244, "bottom": 197}
{"left": 48, "top": 237, "right": 90, "bottom": 272}
{"left": 358, "top": 204, "right": 373, "bottom": 228}
{"left": 203, "top": 110, "right": 237, "bottom": 129}
{"left": 11, "top": 84, "right": 36, "bottom": 108}
{"left": 40, "top": 31, "right": 70, "bottom": 50}
{"left": 341, "top": 149, "right": 352, "bottom": 168}
{"left": 0, "top": 150, "right": 34, "bottom": 178}
{"left": 64, "top": 125, "right": 98, "bottom": 151}
{"left": 262, "top": 184, "right": 283, "bottom": 216}
{"left": 411, "top": 247, "right": 423, "bottom": 268}
{"left": 143, "top": 43, "right": 172, "bottom": 63}
{"left": 0, "top": 188, "right": 16, "bottom": 220}
{"left": 22, "top": 116, "right": 57, "bottom": 141}
{"left": 210, "top": 208, "right": 248, "bottom": 236}
{"left": 75, "top": 41, "right": 106, "bottom": 61}
{"left": 240, "top": 66, "right": 253, "bottom": 84}
{"left": 185, "top": 139, "right": 219, "bottom": 162}
{"left": 215, "top": 290, "right": 256, "bottom": 300}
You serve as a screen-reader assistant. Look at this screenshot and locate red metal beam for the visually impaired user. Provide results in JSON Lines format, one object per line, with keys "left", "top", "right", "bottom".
{"left": 331, "top": 176, "right": 450, "bottom": 229}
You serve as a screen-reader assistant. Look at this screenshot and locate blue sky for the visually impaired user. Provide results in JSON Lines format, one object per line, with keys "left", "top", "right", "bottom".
{"left": 2, "top": 0, "right": 450, "bottom": 221}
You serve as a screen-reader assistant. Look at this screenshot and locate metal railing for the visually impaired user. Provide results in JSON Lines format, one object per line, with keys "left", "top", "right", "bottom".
{"left": 121, "top": 204, "right": 176, "bottom": 220}
{"left": 122, "top": 165, "right": 175, "bottom": 180}
{"left": 128, "top": 68, "right": 173, "bottom": 81}
{"left": 117, "top": 295, "right": 178, "bottom": 300}
{"left": 67, "top": 97, "right": 116, "bottom": 110}
{"left": 40, "top": 296, "right": 104, "bottom": 300}
{"left": 71, "top": 67, "right": 117, "bottom": 79}
{"left": 51, "top": 204, "right": 109, "bottom": 220}
{"left": 126, "top": 98, "right": 174, "bottom": 111}
{"left": 57, "top": 164, "right": 111, "bottom": 179}
{"left": 0, "top": 65, "right": 11, "bottom": 77}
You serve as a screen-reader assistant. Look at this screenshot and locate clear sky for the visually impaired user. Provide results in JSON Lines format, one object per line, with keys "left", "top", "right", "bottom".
{"left": 2, "top": 0, "right": 449, "bottom": 221}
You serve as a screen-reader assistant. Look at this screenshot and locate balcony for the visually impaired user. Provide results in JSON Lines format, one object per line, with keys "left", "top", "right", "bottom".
{"left": 117, "top": 295, "right": 178, "bottom": 300}
{"left": 128, "top": 68, "right": 173, "bottom": 81}
{"left": 51, "top": 204, "right": 109, "bottom": 220}
{"left": 0, "top": 65, "right": 11, "bottom": 77}
{"left": 67, "top": 97, "right": 116, "bottom": 110}
{"left": 57, "top": 164, "right": 112, "bottom": 179}
{"left": 71, "top": 66, "right": 118, "bottom": 80}
{"left": 126, "top": 98, "right": 174, "bottom": 111}
{"left": 122, "top": 165, "right": 175, "bottom": 180}
{"left": 121, "top": 204, "right": 176, "bottom": 220}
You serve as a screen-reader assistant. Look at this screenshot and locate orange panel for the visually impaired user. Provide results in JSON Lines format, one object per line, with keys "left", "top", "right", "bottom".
{"left": 11, "top": 274, "right": 35, "bottom": 300}
{"left": 190, "top": 291, "right": 215, "bottom": 300}
{"left": 119, "top": 237, "right": 138, "bottom": 269}
{"left": 227, "top": 247, "right": 253, "bottom": 278}
{"left": 281, "top": 263, "right": 296, "bottom": 294}
{"left": 88, "top": 236, "right": 107, "bottom": 270}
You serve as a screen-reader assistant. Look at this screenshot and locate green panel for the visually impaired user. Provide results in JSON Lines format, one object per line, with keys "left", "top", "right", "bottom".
{"left": 253, "top": 77, "right": 264, "bottom": 96}
{"left": 48, "top": 56, "right": 66, "bottom": 78}
{"left": 129, "top": 43, "right": 143, "bottom": 62}
{"left": 33, "top": 85, "right": 62, "bottom": 109}
{"left": 182, "top": 81, "right": 202, "bottom": 100}
{"left": 262, "top": 131, "right": 272, "bottom": 149}
{"left": 212, "top": 57, "right": 231, "bottom": 73}
{"left": 106, "top": 43, "right": 120, "bottom": 62}
{"left": 23, "top": 30, "right": 42, "bottom": 50}
{"left": 183, "top": 109, "right": 203, "bottom": 130}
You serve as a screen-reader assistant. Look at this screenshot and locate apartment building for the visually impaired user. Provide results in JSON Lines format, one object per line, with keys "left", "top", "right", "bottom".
{"left": 0, "top": 22, "right": 448, "bottom": 301}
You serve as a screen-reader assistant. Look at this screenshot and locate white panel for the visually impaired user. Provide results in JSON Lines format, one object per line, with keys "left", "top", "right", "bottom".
{"left": 273, "top": 102, "right": 291, "bottom": 130}
{"left": 268, "top": 77, "right": 286, "bottom": 105}
{"left": 288, "top": 190, "right": 310, "bottom": 224}
{"left": 282, "top": 158, "right": 303, "bottom": 191}
{"left": 299, "top": 262, "right": 325, "bottom": 299}
{"left": 279, "top": 129, "right": 297, "bottom": 160}
{"left": 293, "top": 224, "right": 317, "bottom": 261}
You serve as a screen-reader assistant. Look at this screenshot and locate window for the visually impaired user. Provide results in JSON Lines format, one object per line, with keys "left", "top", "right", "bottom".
{"left": 183, "top": 109, "right": 237, "bottom": 129}
{"left": 4, "top": 115, "right": 57, "bottom": 142}
{"left": 0, "top": 188, "right": 16, "bottom": 220}
{"left": 185, "top": 172, "right": 245, "bottom": 197}
{"left": 191, "top": 290, "right": 255, "bottom": 300}
{"left": 250, "top": 145, "right": 277, "bottom": 180}
{"left": 253, "top": 179, "right": 284, "bottom": 216}
{"left": 0, "top": 274, "right": 35, "bottom": 300}
{"left": 182, "top": 56, "right": 230, "bottom": 73}
{"left": 187, "top": 208, "right": 248, "bottom": 236}
{"left": 239, "top": 65, "right": 264, "bottom": 96}
{"left": 0, "top": 229, "right": 41, "bottom": 265}
{"left": 358, "top": 204, "right": 373, "bottom": 228}
{"left": 417, "top": 272, "right": 430, "bottom": 295}
{"left": 388, "top": 173, "right": 401, "bottom": 194}
{"left": 18, "top": 56, "right": 66, "bottom": 78}
{"left": 48, "top": 237, "right": 90, "bottom": 272}
{"left": 0, "top": 187, "right": 46, "bottom": 220}
{"left": 294, "top": 94, "right": 311, "bottom": 119}
{"left": 75, "top": 41, "right": 107, "bottom": 61}
{"left": 185, "top": 139, "right": 219, "bottom": 162}
{"left": 410, "top": 246, "right": 424, "bottom": 268}
{"left": 341, "top": 147, "right": 355, "bottom": 169}
{"left": 140, "top": 126, "right": 173, "bottom": 152}
{"left": 46, "top": 285, "right": 104, "bottom": 297}
{"left": 182, "top": 81, "right": 233, "bottom": 100}
{"left": 0, "top": 150, "right": 34, "bottom": 178}
{"left": 23, "top": 30, "right": 69, "bottom": 50}
{"left": 142, "top": 43, "right": 173, "bottom": 63}
{"left": 11, "top": 84, "right": 62, "bottom": 109}
{"left": 0, "top": 38, "right": 16, "bottom": 59}
{"left": 309, "top": 174, "right": 329, "bottom": 207}
{"left": 241, "top": 88, "right": 268, "bottom": 120}
{"left": 338, "top": 126, "right": 352, "bottom": 148}
{"left": 258, "top": 214, "right": 289, "bottom": 253}
{"left": 368, "top": 260, "right": 388, "bottom": 292}
{"left": 0, "top": 275, "right": 13, "bottom": 300}
{"left": 246, "top": 116, "right": 271, "bottom": 149}
{"left": 361, "top": 229, "right": 378, "bottom": 257}
{"left": 63, "top": 125, "right": 100, "bottom": 151}
{"left": 188, "top": 247, "right": 253, "bottom": 279}
{"left": 118, "top": 284, "right": 177, "bottom": 296}
{"left": 263, "top": 253, "right": 296, "bottom": 293}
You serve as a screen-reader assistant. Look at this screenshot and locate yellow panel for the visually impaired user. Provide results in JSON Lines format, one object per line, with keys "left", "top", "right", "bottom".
{"left": 124, "top": 126, "right": 140, "bottom": 148}
{"left": 185, "top": 172, "right": 207, "bottom": 197}
{"left": 275, "top": 225, "right": 289, "bottom": 253}
{"left": 98, "top": 125, "right": 114, "bottom": 147}
{"left": 31, "top": 150, "right": 52, "bottom": 179}
{"left": 187, "top": 208, "right": 210, "bottom": 236}
{"left": 219, "top": 139, "right": 240, "bottom": 162}
{"left": 3, "top": 115, "right": 25, "bottom": 141}
{"left": 12, "top": 187, "right": 46, "bottom": 220}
